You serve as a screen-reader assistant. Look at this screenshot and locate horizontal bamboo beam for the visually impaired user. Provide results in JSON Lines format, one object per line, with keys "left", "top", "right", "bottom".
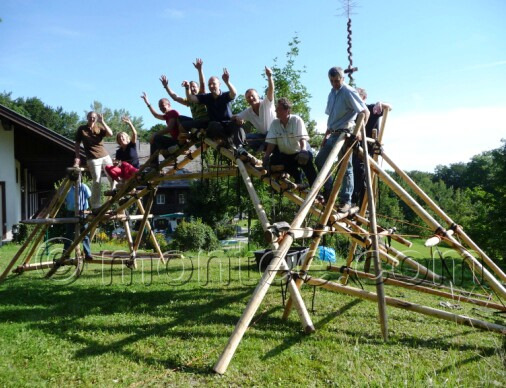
{"left": 330, "top": 266, "right": 506, "bottom": 312}
{"left": 304, "top": 275, "right": 506, "bottom": 334}
{"left": 21, "top": 217, "right": 80, "bottom": 225}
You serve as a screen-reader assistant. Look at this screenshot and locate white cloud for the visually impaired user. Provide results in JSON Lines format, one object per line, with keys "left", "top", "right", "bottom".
{"left": 313, "top": 106, "right": 505, "bottom": 172}
{"left": 384, "top": 106, "right": 505, "bottom": 171}
{"left": 161, "top": 8, "right": 184, "bottom": 19}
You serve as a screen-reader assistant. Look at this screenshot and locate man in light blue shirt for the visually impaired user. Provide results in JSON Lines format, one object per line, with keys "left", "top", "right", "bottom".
{"left": 64, "top": 183, "right": 92, "bottom": 259}
{"left": 315, "top": 66, "right": 369, "bottom": 212}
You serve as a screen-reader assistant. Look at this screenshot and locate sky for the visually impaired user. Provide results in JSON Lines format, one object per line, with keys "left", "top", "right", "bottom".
{"left": 1, "top": 0, "right": 505, "bottom": 172}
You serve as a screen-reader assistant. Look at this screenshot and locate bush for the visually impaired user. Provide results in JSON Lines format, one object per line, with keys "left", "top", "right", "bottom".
{"left": 145, "top": 232, "right": 169, "bottom": 252}
{"left": 215, "top": 222, "right": 236, "bottom": 240}
{"left": 170, "top": 219, "right": 220, "bottom": 252}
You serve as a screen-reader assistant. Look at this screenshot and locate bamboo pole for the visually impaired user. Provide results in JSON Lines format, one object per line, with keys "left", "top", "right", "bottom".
{"left": 214, "top": 131, "right": 347, "bottom": 374}
{"left": 381, "top": 150, "right": 506, "bottom": 282}
{"left": 379, "top": 243, "right": 442, "bottom": 283}
{"left": 20, "top": 217, "right": 80, "bottom": 225}
{"left": 152, "top": 169, "right": 238, "bottom": 182}
{"left": 304, "top": 275, "right": 506, "bottom": 335}
{"left": 45, "top": 143, "right": 201, "bottom": 278}
{"left": 360, "top": 123, "right": 388, "bottom": 340}
{"left": 330, "top": 266, "right": 506, "bottom": 311}
{"left": 136, "top": 199, "right": 165, "bottom": 263}
{"left": 367, "top": 154, "right": 506, "bottom": 300}
{"left": 281, "top": 114, "right": 364, "bottom": 320}
{"left": 133, "top": 192, "right": 155, "bottom": 253}
{"left": 346, "top": 106, "right": 391, "bottom": 274}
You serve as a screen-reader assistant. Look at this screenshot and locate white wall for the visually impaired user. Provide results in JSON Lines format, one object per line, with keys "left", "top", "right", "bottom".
{"left": 0, "top": 121, "right": 21, "bottom": 241}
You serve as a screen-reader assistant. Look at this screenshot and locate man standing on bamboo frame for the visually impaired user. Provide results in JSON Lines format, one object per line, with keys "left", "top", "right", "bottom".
{"left": 315, "top": 66, "right": 369, "bottom": 212}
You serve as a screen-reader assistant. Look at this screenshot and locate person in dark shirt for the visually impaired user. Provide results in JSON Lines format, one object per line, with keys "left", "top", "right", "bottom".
{"left": 185, "top": 68, "right": 245, "bottom": 148}
{"left": 105, "top": 116, "right": 139, "bottom": 181}
{"left": 352, "top": 87, "right": 391, "bottom": 205}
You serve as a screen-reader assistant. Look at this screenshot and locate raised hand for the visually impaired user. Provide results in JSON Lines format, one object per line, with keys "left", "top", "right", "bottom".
{"left": 160, "top": 75, "right": 169, "bottom": 88}
{"left": 141, "top": 92, "right": 150, "bottom": 105}
{"left": 265, "top": 66, "right": 272, "bottom": 78}
{"left": 222, "top": 68, "right": 230, "bottom": 83}
{"left": 193, "top": 58, "right": 203, "bottom": 70}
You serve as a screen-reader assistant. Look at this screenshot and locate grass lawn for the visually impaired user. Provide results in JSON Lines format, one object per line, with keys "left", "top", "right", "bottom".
{"left": 0, "top": 240, "right": 505, "bottom": 387}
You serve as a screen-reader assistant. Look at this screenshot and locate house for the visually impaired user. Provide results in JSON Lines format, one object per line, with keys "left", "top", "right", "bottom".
{"left": 0, "top": 104, "right": 85, "bottom": 242}
{"left": 103, "top": 141, "right": 202, "bottom": 216}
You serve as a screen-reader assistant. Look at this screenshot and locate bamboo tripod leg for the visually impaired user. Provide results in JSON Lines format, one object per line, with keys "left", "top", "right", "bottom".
{"left": 304, "top": 275, "right": 506, "bottom": 335}
{"left": 0, "top": 179, "right": 73, "bottom": 280}
{"left": 282, "top": 134, "right": 355, "bottom": 319}
{"left": 367, "top": 155, "right": 506, "bottom": 300}
{"left": 380, "top": 151, "right": 506, "bottom": 283}
{"left": 214, "top": 141, "right": 344, "bottom": 374}
{"left": 133, "top": 191, "right": 156, "bottom": 253}
{"left": 281, "top": 114, "right": 365, "bottom": 320}
{"left": 360, "top": 125, "right": 388, "bottom": 340}
{"left": 136, "top": 199, "right": 165, "bottom": 263}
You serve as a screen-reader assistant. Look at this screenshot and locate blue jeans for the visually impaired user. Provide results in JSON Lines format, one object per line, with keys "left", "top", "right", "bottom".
{"left": 64, "top": 210, "right": 91, "bottom": 257}
{"left": 246, "top": 133, "right": 266, "bottom": 152}
{"left": 315, "top": 132, "right": 354, "bottom": 204}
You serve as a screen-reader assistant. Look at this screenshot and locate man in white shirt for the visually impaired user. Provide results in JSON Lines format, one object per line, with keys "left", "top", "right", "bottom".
{"left": 263, "top": 98, "right": 317, "bottom": 187}
{"left": 233, "top": 67, "right": 275, "bottom": 151}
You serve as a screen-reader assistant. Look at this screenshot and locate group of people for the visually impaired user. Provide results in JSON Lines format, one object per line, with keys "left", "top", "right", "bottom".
{"left": 72, "top": 61, "right": 388, "bottom": 215}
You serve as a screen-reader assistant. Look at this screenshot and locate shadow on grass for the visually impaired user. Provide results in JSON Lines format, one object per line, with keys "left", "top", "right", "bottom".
{"left": 261, "top": 299, "right": 364, "bottom": 361}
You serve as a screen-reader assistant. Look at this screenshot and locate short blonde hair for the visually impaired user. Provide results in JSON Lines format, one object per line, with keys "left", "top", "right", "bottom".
{"left": 116, "top": 131, "right": 130, "bottom": 144}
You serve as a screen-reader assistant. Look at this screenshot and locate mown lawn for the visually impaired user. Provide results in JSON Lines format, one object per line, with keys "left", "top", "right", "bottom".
{"left": 0, "top": 241, "right": 505, "bottom": 387}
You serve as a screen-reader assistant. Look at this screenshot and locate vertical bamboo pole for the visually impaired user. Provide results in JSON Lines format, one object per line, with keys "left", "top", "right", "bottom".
{"left": 345, "top": 107, "right": 391, "bottom": 274}
{"left": 360, "top": 124, "right": 388, "bottom": 340}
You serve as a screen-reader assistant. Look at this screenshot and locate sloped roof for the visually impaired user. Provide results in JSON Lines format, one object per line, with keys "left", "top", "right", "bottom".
{"left": 0, "top": 103, "right": 86, "bottom": 190}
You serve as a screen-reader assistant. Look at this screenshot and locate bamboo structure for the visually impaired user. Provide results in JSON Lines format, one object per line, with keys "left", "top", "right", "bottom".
{"left": 2, "top": 106, "right": 505, "bottom": 376}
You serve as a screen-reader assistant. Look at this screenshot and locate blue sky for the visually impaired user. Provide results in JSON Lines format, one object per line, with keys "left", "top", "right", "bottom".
{"left": 1, "top": 0, "right": 505, "bottom": 171}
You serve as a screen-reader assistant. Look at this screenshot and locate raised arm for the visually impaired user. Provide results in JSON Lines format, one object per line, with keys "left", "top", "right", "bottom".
{"left": 193, "top": 58, "right": 206, "bottom": 94}
{"left": 121, "top": 116, "right": 137, "bottom": 144}
{"left": 160, "top": 75, "right": 188, "bottom": 106}
{"left": 141, "top": 92, "right": 166, "bottom": 120}
{"left": 97, "top": 114, "right": 113, "bottom": 137}
{"left": 265, "top": 66, "right": 274, "bottom": 102}
{"left": 182, "top": 81, "right": 199, "bottom": 103}
{"left": 74, "top": 139, "right": 81, "bottom": 167}
{"left": 222, "top": 68, "right": 236, "bottom": 99}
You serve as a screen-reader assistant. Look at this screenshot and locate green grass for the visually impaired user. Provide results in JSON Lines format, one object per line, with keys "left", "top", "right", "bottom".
{"left": 0, "top": 241, "right": 505, "bottom": 387}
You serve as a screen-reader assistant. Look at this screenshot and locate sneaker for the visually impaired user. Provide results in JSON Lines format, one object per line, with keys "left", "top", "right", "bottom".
{"left": 338, "top": 203, "right": 351, "bottom": 213}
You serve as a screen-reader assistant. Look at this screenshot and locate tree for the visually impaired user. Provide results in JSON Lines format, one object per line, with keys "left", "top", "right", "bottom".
{"left": 269, "top": 35, "right": 317, "bottom": 139}
{"left": 87, "top": 100, "right": 146, "bottom": 138}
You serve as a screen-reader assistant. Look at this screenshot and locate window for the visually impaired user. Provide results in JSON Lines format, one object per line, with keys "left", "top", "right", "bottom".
{"left": 156, "top": 194, "right": 166, "bottom": 205}
{"left": 178, "top": 193, "right": 186, "bottom": 205}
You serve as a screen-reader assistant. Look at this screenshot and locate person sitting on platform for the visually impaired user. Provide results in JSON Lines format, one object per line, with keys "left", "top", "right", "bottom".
{"left": 262, "top": 98, "right": 317, "bottom": 188}
{"left": 159, "top": 58, "right": 209, "bottom": 133}
{"left": 105, "top": 116, "right": 139, "bottom": 182}
{"left": 185, "top": 68, "right": 245, "bottom": 148}
{"left": 141, "top": 92, "right": 184, "bottom": 168}
{"left": 232, "top": 66, "right": 275, "bottom": 152}
{"left": 63, "top": 182, "right": 92, "bottom": 261}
